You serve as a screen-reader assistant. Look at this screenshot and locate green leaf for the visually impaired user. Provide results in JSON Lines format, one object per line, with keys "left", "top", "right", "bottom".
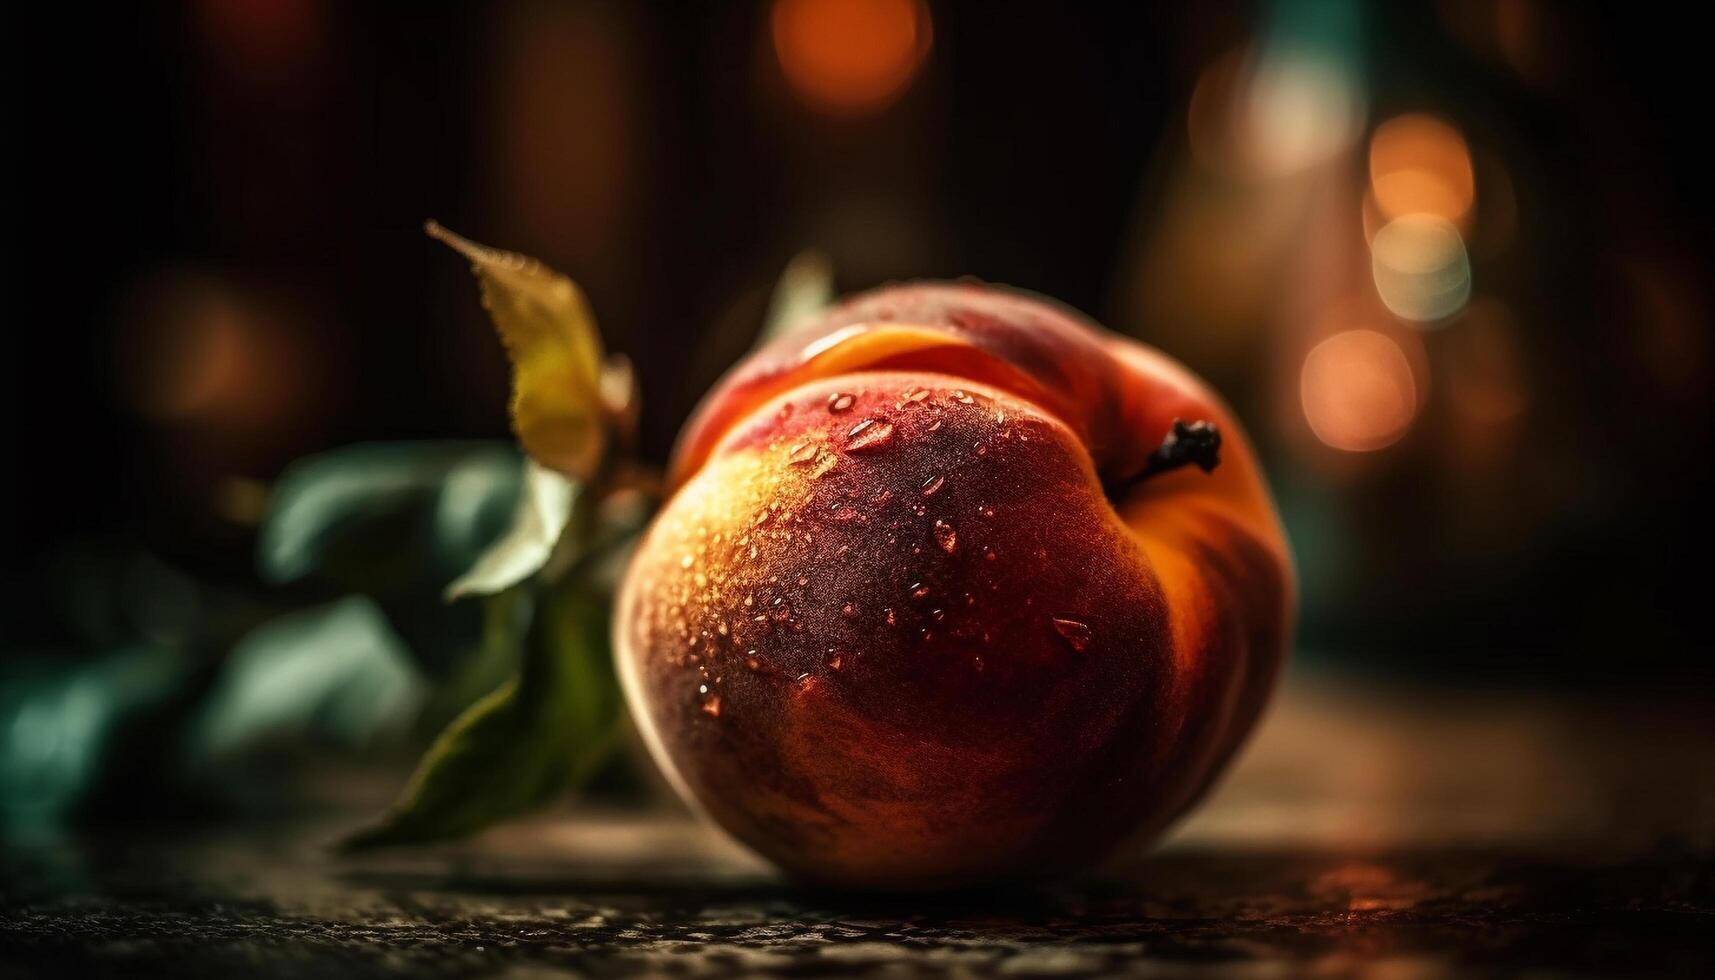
{"left": 757, "top": 249, "right": 834, "bottom": 347}
{"left": 444, "top": 460, "right": 577, "bottom": 601}
{"left": 186, "top": 597, "right": 427, "bottom": 762}
{"left": 427, "top": 222, "right": 607, "bottom": 481}
{"left": 529, "top": 582, "right": 624, "bottom": 791}
{"left": 337, "top": 584, "right": 620, "bottom": 851}
{"left": 259, "top": 442, "right": 521, "bottom": 587}
{"left": 425, "top": 588, "right": 533, "bottom": 729}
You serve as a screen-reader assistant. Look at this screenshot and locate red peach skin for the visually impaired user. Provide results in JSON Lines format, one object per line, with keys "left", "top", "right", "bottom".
{"left": 616, "top": 282, "right": 1293, "bottom": 888}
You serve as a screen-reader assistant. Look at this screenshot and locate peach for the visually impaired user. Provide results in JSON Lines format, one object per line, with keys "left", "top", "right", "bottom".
{"left": 616, "top": 283, "right": 1292, "bottom": 887}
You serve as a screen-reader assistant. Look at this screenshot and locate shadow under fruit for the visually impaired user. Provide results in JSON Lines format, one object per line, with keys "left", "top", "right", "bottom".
{"left": 617, "top": 283, "right": 1293, "bottom": 887}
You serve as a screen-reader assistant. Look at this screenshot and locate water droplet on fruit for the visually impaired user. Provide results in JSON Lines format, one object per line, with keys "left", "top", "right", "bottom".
{"left": 933, "top": 520, "right": 957, "bottom": 554}
{"left": 845, "top": 418, "right": 896, "bottom": 453}
{"left": 745, "top": 652, "right": 760, "bottom": 671}
{"left": 827, "top": 650, "right": 844, "bottom": 670}
{"left": 950, "top": 390, "right": 974, "bottom": 404}
{"left": 885, "top": 607, "right": 897, "bottom": 626}
{"left": 931, "top": 608, "right": 945, "bottom": 622}
{"left": 978, "top": 503, "right": 996, "bottom": 518}
{"left": 701, "top": 694, "right": 722, "bottom": 717}
{"left": 679, "top": 554, "right": 695, "bottom": 569}
{"left": 827, "top": 503, "right": 863, "bottom": 525}
{"left": 770, "top": 598, "right": 792, "bottom": 622}
{"left": 920, "top": 474, "right": 945, "bottom": 497}
{"left": 1051, "top": 617, "right": 1093, "bottom": 651}
{"left": 910, "top": 583, "right": 931, "bottom": 600}
{"left": 840, "top": 602, "right": 857, "bottom": 619}
{"left": 717, "top": 620, "right": 729, "bottom": 637}
{"left": 827, "top": 392, "right": 855, "bottom": 413}
{"left": 788, "top": 442, "right": 818, "bottom": 464}
{"left": 982, "top": 546, "right": 998, "bottom": 561}
{"left": 898, "top": 385, "right": 930, "bottom": 406}
{"left": 795, "top": 672, "right": 817, "bottom": 692}
{"left": 927, "top": 419, "right": 943, "bottom": 432}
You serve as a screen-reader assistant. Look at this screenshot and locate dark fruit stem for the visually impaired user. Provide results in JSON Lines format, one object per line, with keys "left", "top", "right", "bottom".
{"left": 1111, "top": 419, "right": 1222, "bottom": 496}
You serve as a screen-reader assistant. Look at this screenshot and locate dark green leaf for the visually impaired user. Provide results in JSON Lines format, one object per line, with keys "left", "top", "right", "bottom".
{"left": 337, "top": 584, "right": 620, "bottom": 851}
{"left": 530, "top": 583, "right": 624, "bottom": 791}
{"left": 258, "top": 442, "right": 521, "bottom": 588}
{"left": 423, "top": 588, "right": 532, "bottom": 729}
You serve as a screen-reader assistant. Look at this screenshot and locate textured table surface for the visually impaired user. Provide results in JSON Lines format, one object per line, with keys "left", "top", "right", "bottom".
{"left": 4, "top": 676, "right": 1712, "bottom": 978}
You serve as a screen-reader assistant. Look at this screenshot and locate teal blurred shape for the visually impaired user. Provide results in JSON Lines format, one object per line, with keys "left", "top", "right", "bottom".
{"left": 1, "top": 646, "right": 183, "bottom": 829}
{"left": 185, "top": 596, "right": 427, "bottom": 764}
{"left": 259, "top": 442, "right": 524, "bottom": 589}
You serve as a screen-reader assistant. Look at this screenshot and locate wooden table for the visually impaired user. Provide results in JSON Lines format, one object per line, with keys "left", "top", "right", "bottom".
{"left": 4, "top": 675, "right": 1712, "bottom": 977}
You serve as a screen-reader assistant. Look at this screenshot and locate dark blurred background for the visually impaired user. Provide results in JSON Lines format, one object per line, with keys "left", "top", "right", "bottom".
{"left": 4, "top": 1, "right": 1712, "bottom": 825}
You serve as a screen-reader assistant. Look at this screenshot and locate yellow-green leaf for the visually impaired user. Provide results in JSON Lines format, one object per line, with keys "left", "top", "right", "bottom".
{"left": 427, "top": 222, "right": 606, "bottom": 481}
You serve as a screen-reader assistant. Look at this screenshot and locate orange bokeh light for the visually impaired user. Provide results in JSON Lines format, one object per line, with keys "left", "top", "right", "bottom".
{"left": 1369, "top": 114, "right": 1474, "bottom": 226}
{"left": 1300, "top": 329, "right": 1421, "bottom": 452}
{"left": 118, "top": 272, "right": 319, "bottom": 447}
{"left": 772, "top": 0, "right": 931, "bottom": 115}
